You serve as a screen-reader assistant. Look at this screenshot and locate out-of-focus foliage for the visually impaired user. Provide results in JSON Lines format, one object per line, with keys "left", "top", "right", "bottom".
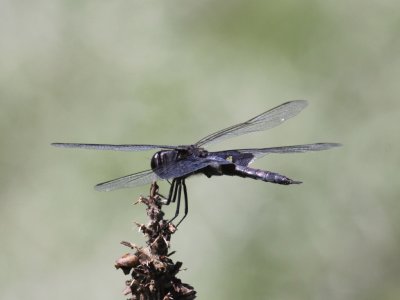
{"left": 1, "top": 0, "right": 399, "bottom": 299}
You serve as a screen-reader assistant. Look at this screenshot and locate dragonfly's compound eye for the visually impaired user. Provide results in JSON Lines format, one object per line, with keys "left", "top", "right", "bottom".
{"left": 151, "top": 152, "right": 163, "bottom": 170}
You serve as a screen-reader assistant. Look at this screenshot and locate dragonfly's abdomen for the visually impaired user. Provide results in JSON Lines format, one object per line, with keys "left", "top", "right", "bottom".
{"left": 232, "top": 165, "right": 301, "bottom": 185}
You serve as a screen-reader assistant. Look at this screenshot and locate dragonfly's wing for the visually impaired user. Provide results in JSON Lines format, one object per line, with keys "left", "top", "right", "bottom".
{"left": 195, "top": 100, "right": 308, "bottom": 147}
{"left": 95, "top": 169, "right": 159, "bottom": 191}
{"left": 152, "top": 155, "right": 231, "bottom": 180}
{"left": 51, "top": 143, "right": 178, "bottom": 151}
{"left": 95, "top": 156, "right": 231, "bottom": 191}
{"left": 211, "top": 143, "right": 341, "bottom": 166}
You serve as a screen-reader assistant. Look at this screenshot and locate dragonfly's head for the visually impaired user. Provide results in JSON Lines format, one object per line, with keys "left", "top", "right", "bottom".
{"left": 150, "top": 149, "right": 185, "bottom": 171}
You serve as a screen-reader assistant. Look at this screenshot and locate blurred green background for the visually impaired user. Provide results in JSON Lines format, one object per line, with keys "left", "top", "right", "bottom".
{"left": 1, "top": 0, "right": 399, "bottom": 299}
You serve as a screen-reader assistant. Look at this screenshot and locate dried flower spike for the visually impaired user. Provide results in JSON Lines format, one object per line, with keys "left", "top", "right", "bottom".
{"left": 115, "top": 182, "right": 196, "bottom": 300}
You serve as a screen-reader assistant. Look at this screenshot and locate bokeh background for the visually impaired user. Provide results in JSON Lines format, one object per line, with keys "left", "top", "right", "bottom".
{"left": 1, "top": 1, "right": 399, "bottom": 299}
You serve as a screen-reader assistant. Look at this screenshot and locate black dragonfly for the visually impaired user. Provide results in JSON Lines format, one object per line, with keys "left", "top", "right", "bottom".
{"left": 52, "top": 100, "right": 340, "bottom": 226}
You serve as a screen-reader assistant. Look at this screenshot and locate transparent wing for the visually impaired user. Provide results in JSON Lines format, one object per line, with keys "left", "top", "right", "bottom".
{"left": 95, "top": 156, "right": 231, "bottom": 191}
{"left": 95, "top": 169, "right": 159, "bottom": 191}
{"left": 211, "top": 143, "right": 341, "bottom": 166}
{"left": 195, "top": 100, "right": 308, "bottom": 147}
{"left": 51, "top": 143, "right": 178, "bottom": 151}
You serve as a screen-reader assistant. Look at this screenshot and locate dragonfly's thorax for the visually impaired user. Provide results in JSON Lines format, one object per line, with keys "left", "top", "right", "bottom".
{"left": 150, "top": 147, "right": 209, "bottom": 171}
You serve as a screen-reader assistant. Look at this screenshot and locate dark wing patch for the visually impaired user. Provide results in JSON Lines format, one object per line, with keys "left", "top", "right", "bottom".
{"left": 211, "top": 143, "right": 341, "bottom": 166}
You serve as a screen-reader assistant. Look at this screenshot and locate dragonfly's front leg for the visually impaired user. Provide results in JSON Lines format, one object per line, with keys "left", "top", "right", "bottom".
{"left": 175, "top": 180, "right": 188, "bottom": 227}
{"left": 166, "top": 178, "right": 183, "bottom": 225}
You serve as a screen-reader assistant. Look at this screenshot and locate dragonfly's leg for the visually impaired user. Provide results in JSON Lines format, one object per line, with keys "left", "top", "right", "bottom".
{"left": 162, "top": 178, "right": 177, "bottom": 205}
{"left": 176, "top": 180, "right": 188, "bottom": 227}
{"left": 167, "top": 179, "right": 182, "bottom": 225}
{"left": 171, "top": 179, "right": 180, "bottom": 203}
{"left": 156, "top": 189, "right": 169, "bottom": 203}
{"left": 156, "top": 192, "right": 168, "bottom": 201}
{"left": 159, "top": 179, "right": 172, "bottom": 199}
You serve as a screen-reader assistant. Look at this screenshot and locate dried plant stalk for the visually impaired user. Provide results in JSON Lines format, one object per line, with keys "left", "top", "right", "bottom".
{"left": 115, "top": 182, "right": 196, "bottom": 300}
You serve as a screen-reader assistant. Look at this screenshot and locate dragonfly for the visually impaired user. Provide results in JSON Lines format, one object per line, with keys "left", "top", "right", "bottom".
{"left": 52, "top": 100, "right": 340, "bottom": 226}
